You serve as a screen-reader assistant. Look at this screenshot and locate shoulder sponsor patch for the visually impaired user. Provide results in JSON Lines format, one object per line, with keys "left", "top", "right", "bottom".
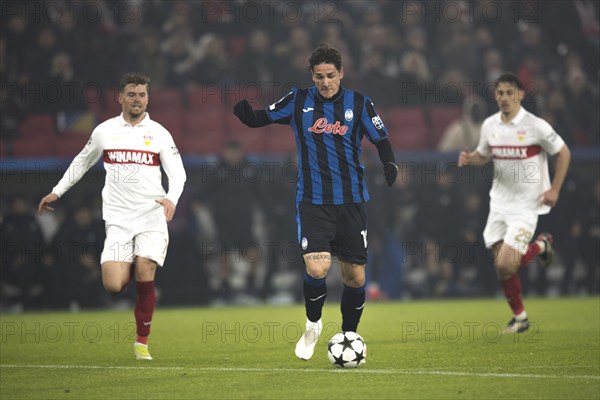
{"left": 371, "top": 115, "right": 384, "bottom": 130}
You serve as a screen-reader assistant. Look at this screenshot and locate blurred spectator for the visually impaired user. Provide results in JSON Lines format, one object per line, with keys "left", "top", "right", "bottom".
{"left": 0, "top": 37, "right": 18, "bottom": 84}
{"left": 127, "top": 29, "right": 168, "bottom": 88}
{"left": 563, "top": 66, "right": 600, "bottom": 145}
{"left": 480, "top": 48, "right": 505, "bottom": 103}
{"left": 55, "top": 10, "right": 81, "bottom": 56}
{"left": 0, "top": 196, "right": 45, "bottom": 310}
{"left": 439, "top": 27, "right": 478, "bottom": 81}
{"left": 473, "top": 26, "right": 495, "bottom": 57}
{"left": 416, "top": 168, "right": 461, "bottom": 246}
{"left": 578, "top": 179, "right": 600, "bottom": 293}
{"left": 398, "top": 50, "right": 434, "bottom": 104}
{"left": 438, "top": 95, "right": 487, "bottom": 152}
{"left": 235, "top": 29, "right": 276, "bottom": 87}
{"left": 27, "top": 27, "right": 60, "bottom": 85}
{"left": 0, "top": 86, "right": 25, "bottom": 157}
{"left": 161, "top": 20, "right": 196, "bottom": 89}
{"left": 541, "top": 89, "right": 576, "bottom": 145}
{"left": 368, "top": 163, "right": 419, "bottom": 300}
{"left": 359, "top": 51, "right": 396, "bottom": 107}
{"left": 192, "top": 33, "right": 233, "bottom": 86}
{"left": 159, "top": 197, "right": 212, "bottom": 306}
{"left": 258, "top": 156, "right": 303, "bottom": 301}
{"left": 3, "top": 14, "right": 34, "bottom": 83}
{"left": 455, "top": 189, "right": 493, "bottom": 296}
{"left": 202, "top": 141, "right": 263, "bottom": 302}
{"left": 358, "top": 23, "right": 402, "bottom": 86}
{"left": 562, "top": 178, "right": 600, "bottom": 294}
{"left": 273, "top": 26, "right": 314, "bottom": 90}
{"left": 49, "top": 202, "right": 106, "bottom": 309}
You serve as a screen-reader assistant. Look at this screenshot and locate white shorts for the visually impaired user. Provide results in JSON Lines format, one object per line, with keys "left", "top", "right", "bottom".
{"left": 483, "top": 209, "right": 538, "bottom": 255}
{"left": 100, "top": 221, "right": 169, "bottom": 266}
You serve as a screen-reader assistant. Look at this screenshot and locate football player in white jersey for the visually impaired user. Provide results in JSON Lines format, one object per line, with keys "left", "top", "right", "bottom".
{"left": 458, "top": 73, "right": 571, "bottom": 333}
{"left": 38, "top": 72, "right": 186, "bottom": 359}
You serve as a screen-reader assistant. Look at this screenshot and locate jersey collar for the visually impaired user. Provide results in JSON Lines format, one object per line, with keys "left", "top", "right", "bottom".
{"left": 497, "top": 106, "right": 526, "bottom": 126}
{"left": 117, "top": 112, "right": 151, "bottom": 127}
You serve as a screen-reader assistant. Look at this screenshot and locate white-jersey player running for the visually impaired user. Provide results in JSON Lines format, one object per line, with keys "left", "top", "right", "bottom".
{"left": 39, "top": 72, "right": 186, "bottom": 360}
{"left": 458, "top": 72, "right": 570, "bottom": 333}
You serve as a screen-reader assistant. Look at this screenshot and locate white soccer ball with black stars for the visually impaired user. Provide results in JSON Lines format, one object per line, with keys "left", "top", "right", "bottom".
{"left": 327, "top": 331, "right": 367, "bottom": 368}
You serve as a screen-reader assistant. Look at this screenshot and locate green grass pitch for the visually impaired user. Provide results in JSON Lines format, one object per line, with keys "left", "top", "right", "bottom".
{"left": 1, "top": 297, "right": 599, "bottom": 399}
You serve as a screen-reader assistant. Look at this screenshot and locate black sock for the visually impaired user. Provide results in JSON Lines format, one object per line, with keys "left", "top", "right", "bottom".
{"left": 303, "top": 272, "right": 327, "bottom": 322}
{"left": 341, "top": 284, "right": 366, "bottom": 332}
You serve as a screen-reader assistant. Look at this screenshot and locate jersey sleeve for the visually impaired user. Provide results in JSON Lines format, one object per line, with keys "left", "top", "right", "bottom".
{"left": 159, "top": 129, "right": 187, "bottom": 206}
{"left": 536, "top": 118, "right": 565, "bottom": 155}
{"left": 52, "top": 128, "right": 103, "bottom": 197}
{"left": 361, "top": 97, "right": 389, "bottom": 143}
{"left": 475, "top": 118, "right": 492, "bottom": 157}
{"left": 265, "top": 88, "right": 297, "bottom": 124}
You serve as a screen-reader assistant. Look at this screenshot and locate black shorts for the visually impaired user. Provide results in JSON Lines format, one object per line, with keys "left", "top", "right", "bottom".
{"left": 297, "top": 202, "right": 368, "bottom": 265}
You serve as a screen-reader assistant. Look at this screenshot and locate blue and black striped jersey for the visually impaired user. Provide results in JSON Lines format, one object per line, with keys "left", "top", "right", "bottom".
{"left": 266, "top": 86, "right": 389, "bottom": 205}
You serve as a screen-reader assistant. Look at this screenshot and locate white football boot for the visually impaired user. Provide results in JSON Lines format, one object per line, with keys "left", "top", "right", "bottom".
{"left": 134, "top": 342, "right": 153, "bottom": 360}
{"left": 295, "top": 318, "right": 322, "bottom": 360}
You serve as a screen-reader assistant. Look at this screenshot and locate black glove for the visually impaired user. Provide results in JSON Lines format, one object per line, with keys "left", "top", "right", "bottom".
{"left": 233, "top": 99, "right": 254, "bottom": 125}
{"left": 384, "top": 162, "right": 398, "bottom": 187}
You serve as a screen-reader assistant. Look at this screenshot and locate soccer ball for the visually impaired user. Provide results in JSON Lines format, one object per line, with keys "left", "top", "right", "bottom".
{"left": 327, "top": 332, "right": 367, "bottom": 368}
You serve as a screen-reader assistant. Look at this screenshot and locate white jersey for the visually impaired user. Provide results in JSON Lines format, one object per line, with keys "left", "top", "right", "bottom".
{"left": 476, "top": 107, "right": 564, "bottom": 215}
{"left": 52, "top": 113, "right": 186, "bottom": 225}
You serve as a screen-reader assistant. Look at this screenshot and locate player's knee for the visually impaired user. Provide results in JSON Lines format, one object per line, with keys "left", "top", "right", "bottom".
{"left": 306, "top": 268, "right": 328, "bottom": 280}
{"left": 343, "top": 276, "right": 365, "bottom": 288}
{"left": 495, "top": 261, "right": 517, "bottom": 279}
{"left": 103, "top": 281, "right": 126, "bottom": 296}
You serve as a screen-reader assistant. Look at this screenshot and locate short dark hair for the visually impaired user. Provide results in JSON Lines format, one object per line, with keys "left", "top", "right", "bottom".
{"left": 309, "top": 43, "right": 342, "bottom": 72}
{"left": 118, "top": 72, "right": 151, "bottom": 93}
{"left": 495, "top": 72, "right": 524, "bottom": 90}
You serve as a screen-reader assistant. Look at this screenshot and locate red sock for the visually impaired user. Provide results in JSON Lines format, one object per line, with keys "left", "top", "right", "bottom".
{"left": 135, "top": 281, "right": 155, "bottom": 344}
{"left": 520, "top": 242, "right": 541, "bottom": 268}
{"left": 501, "top": 274, "right": 524, "bottom": 315}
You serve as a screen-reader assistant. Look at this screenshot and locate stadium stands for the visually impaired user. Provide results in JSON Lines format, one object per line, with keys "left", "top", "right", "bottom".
{"left": 385, "top": 107, "right": 429, "bottom": 150}
{"left": 428, "top": 107, "right": 463, "bottom": 147}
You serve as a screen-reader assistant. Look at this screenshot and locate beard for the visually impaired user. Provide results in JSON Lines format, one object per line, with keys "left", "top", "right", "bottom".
{"left": 127, "top": 106, "right": 145, "bottom": 118}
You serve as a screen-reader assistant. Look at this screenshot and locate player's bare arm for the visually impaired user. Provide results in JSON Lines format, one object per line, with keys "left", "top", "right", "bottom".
{"left": 156, "top": 198, "right": 176, "bottom": 222}
{"left": 458, "top": 148, "right": 491, "bottom": 167}
{"left": 541, "top": 144, "right": 571, "bottom": 207}
{"left": 38, "top": 192, "right": 59, "bottom": 214}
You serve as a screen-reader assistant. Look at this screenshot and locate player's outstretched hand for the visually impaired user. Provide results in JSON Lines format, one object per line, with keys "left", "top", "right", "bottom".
{"left": 156, "top": 198, "right": 176, "bottom": 222}
{"left": 384, "top": 162, "right": 398, "bottom": 187}
{"left": 233, "top": 99, "right": 254, "bottom": 126}
{"left": 458, "top": 147, "right": 472, "bottom": 167}
{"left": 38, "top": 193, "right": 58, "bottom": 215}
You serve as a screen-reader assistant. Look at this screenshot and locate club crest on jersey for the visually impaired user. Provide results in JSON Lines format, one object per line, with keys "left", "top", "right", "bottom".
{"left": 516, "top": 130, "right": 527, "bottom": 141}
{"left": 345, "top": 109, "right": 353, "bottom": 121}
{"left": 103, "top": 150, "right": 161, "bottom": 165}
{"left": 307, "top": 118, "right": 348, "bottom": 135}
{"left": 143, "top": 134, "right": 153, "bottom": 146}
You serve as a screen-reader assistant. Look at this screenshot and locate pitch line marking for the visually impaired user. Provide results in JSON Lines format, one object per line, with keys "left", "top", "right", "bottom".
{"left": 1, "top": 364, "right": 598, "bottom": 380}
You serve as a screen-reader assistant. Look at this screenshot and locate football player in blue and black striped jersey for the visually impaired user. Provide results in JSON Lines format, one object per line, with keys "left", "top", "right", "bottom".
{"left": 234, "top": 43, "right": 398, "bottom": 361}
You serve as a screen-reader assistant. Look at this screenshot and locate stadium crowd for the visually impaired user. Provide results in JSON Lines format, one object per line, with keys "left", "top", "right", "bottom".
{"left": 1, "top": 0, "right": 599, "bottom": 310}
{"left": 2, "top": 1, "right": 599, "bottom": 146}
